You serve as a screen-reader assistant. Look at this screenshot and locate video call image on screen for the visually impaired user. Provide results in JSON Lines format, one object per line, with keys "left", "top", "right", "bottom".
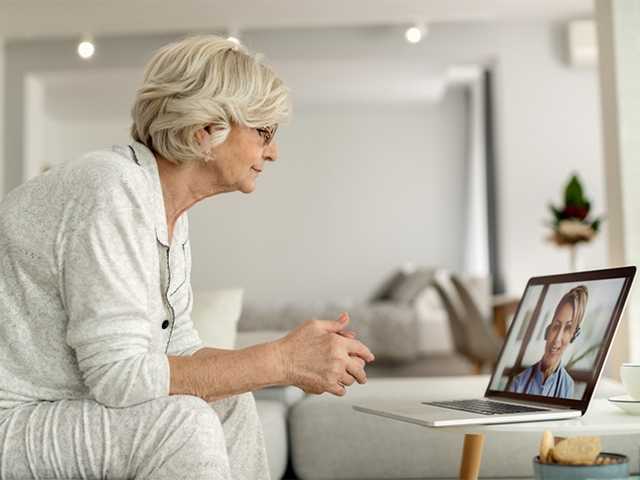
{"left": 489, "top": 277, "right": 626, "bottom": 401}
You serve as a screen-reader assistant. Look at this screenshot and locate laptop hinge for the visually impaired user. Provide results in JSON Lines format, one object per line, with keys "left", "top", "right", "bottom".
{"left": 485, "top": 394, "right": 576, "bottom": 411}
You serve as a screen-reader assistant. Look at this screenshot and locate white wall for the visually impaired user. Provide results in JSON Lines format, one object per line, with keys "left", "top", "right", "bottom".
{"left": 5, "top": 23, "right": 606, "bottom": 303}
{"left": 0, "top": 37, "right": 4, "bottom": 199}
{"left": 189, "top": 99, "right": 468, "bottom": 303}
{"left": 495, "top": 24, "right": 606, "bottom": 293}
{"left": 243, "top": 24, "right": 607, "bottom": 296}
{"left": 24, "top": 75, "right": 46, "bottom": 178}
{"left": 43, "top": 119, "right": 130, "bottom": 167}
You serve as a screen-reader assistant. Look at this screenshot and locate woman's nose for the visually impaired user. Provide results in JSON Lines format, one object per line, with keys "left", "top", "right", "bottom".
{"left": 552, "top": 330, "right": 563, "bottom": 346}
{"left": 263, "top": 142, "right": 278, "bottom": 162}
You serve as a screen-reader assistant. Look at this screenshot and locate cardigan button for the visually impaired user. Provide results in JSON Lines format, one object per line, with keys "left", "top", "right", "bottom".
{"left": 161, "top": 319, "right": 170, "bottom": 330}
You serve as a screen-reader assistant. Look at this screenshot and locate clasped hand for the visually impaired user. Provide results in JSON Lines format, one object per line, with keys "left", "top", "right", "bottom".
{"left": 276, "top": 313, "right": 375, "bottom": 396}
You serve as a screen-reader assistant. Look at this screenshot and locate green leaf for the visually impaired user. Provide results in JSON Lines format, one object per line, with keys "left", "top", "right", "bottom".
{"left": 565, "top": 175, "right": 585, "bottom": 206}
{"left": 549, "top": 204, "right": 563, "bottom": 221}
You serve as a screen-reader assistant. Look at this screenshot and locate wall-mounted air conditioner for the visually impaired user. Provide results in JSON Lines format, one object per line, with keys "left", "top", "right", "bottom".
{"left": 567, "top": 19, "right": 598, "bottom": 68}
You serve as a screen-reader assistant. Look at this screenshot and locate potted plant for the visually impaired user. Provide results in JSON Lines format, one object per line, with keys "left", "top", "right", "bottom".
{"left": 548, "top": 175, "right": 603, "bottom": 271}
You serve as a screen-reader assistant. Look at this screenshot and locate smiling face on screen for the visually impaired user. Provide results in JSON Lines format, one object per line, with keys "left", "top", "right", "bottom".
{"left": 542, "top": 302, "right": 576, "bottom": 369}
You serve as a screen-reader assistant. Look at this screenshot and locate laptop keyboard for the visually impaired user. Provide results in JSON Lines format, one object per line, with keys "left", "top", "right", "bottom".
{"left": 424, "top": 399, "right": 547, "bottom": 416}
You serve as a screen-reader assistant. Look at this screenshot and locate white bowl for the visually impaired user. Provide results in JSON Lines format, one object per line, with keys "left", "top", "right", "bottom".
{"left": 620, "top": 363, "right": 640, "bottom": 400}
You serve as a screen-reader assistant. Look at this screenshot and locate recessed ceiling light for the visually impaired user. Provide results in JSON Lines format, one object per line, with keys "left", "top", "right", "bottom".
{"left": 226, "top": 27, "right": 241, "bottom": 46}
{"left": 77, "top": 38, "right": 95, "bottom": 59}
{"left": 405, "top": 23, "right": 428, "bottom": 44}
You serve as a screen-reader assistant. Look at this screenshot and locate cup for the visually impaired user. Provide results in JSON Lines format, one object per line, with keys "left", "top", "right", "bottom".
{"left": 620, "top": 363, "right": 640, "bottom": 400}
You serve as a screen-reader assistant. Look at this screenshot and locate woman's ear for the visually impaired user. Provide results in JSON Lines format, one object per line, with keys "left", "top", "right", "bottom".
{"left": 196, "top": 126, "right": 216, "bottom": 163}
{"left": 194, "top": 126, "right": 210, "bottom": 147}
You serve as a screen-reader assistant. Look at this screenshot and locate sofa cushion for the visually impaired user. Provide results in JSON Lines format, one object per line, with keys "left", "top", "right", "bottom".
{"left": 192, "top": 288, "right": 243, "bottom": 349}
{"left": 289, "top": 376, "right": 633, "bottom": 479}
{"left": 414, "top": 287, "right": 453, "bottom": 354}
{"left": 254, "top": 385, "right": 306, "bottom": 408}
{"left": 239, "top": 301, "right": 423, "bottom": 363}
{"left": 386, "top": 268, "right": 436, "bottom": 305}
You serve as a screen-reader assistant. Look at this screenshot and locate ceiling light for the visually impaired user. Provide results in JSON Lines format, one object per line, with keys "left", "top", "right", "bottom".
{"left": 405, "top": 23, "right": 428, "bottom": 44}
{"left": 226, "top": 27, "right": 241, "bottom": 46}
{"left": 77, "top": 38, "right": 95, "bottom": 59}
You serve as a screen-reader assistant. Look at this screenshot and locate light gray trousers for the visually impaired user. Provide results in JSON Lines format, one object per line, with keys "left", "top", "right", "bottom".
{"left": 0, "top": 393, "right": 270, "bottom": 480}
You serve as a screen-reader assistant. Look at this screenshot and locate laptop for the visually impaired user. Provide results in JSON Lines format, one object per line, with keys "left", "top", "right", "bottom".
{"left": 354, "top": 266, "right": 636, "bottom": 427}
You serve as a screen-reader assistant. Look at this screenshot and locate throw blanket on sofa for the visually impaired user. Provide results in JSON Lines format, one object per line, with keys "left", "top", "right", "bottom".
{"left": 238, "top": 301, "right": 422, "bottom": 363}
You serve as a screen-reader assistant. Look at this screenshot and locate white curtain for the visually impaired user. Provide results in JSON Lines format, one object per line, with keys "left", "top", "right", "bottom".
{"left": 462, "top": 77, "right": 490, "bottom": 278}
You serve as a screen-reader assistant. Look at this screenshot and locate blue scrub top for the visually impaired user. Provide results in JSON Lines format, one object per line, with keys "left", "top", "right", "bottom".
{"left": 509, "top": 362, "right": 575, "bottom": 398}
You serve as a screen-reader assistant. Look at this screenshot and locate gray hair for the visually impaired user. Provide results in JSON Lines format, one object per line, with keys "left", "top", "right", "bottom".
{"left": 131, "top": 35, "right": 291, "bottom": 165}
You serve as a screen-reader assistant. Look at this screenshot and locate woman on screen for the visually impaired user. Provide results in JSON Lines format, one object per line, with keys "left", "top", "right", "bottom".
{"left": 509, "top": 286, "right": 588, "bottom": 398}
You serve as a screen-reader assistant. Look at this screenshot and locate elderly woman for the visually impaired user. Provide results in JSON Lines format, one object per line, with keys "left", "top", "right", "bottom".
{"left": 509, "top": 286, "right": 588, "bottom": 398}
{"left": 0, "top": 36, "right": 374, "bottom": 479}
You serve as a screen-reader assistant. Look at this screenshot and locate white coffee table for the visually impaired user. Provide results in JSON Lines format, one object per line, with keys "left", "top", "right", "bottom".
{"left": 446, "top": 399, "right": 640, "bottom": 479}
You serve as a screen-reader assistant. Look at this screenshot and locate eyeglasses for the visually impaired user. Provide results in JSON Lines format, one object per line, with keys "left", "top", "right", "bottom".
{"left": 256, "top": 124, "right": 278, "bottom": 146}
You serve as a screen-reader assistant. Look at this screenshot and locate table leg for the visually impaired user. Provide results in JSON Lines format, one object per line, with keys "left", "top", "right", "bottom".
{"left": 459, "top": 433, "right": 485, "bottom": 480}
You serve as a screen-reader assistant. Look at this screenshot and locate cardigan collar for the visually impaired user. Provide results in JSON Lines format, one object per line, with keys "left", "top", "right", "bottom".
{"left": 127, "top": 141, "right": 187, "bottom": 248}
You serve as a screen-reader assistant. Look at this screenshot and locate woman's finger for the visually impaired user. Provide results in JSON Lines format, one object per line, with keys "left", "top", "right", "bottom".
{"left": 328, "top": 383, "right": 347, "bottom": 396}
{"left": 339, "top": 330, "right": 356, "bottom": 339}
{"left": 346, "top": 357, "right": 367, "bottom": 384}
{"left": 321, "top": 312, "right": 350, "bottom": 334}
{"left": 350, "top": 355, "right": 366, "bottom": 368}
{"left": 339, "top": 373, "right": 356, "bottom": 387}
{"left": 344, "top": 337, "right": 375, "bottom": 362}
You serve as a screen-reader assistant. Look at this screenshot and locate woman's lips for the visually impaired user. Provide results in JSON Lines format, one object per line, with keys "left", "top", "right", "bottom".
{"left": 251, "top": 167, "right": 262, "bottom": 173}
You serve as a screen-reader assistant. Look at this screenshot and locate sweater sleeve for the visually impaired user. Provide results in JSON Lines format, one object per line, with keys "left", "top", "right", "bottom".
{"left": 60, "top": 179, "right": 169, "bottom": 408}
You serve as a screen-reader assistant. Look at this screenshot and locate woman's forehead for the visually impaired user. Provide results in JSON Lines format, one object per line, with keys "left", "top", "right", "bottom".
{"left": 553, "top": 302, "right": 575, "bottom": 321}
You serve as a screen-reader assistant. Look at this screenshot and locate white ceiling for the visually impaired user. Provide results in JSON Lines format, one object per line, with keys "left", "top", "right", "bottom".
{"left": 0, "top": 0, "right": 593, "bottom": 40}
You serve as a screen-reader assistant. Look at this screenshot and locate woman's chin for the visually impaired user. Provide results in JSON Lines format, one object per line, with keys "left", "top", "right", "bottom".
{"left": 239, "top": 180, "right": 256, "bottom": 194}
{"left": 542, "top": 353, "right": 562, "bottom": 367}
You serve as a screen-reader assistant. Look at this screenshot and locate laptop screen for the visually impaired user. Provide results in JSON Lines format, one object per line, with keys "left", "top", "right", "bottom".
{"left": 485, "top": 267, "right": 635, "bottom": 412}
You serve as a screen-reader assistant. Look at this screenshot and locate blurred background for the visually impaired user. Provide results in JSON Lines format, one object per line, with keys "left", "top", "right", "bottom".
{"left": 1, "top": 0, "right": 638, "bottom": 374}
